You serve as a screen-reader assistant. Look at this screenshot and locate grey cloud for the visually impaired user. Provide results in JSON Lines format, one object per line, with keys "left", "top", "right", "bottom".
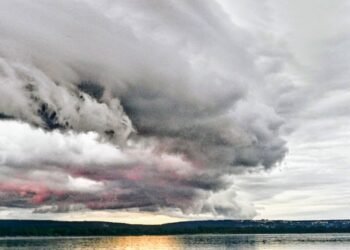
{"left": 0, "top": 0, "right": 288, "bottom": 218}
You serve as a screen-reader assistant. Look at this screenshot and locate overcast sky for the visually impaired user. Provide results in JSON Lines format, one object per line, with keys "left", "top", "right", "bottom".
{"left": 0, "top": 0, "right": 349, "bottom": 224}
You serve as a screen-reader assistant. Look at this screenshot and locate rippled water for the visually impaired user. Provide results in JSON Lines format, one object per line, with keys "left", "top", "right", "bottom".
{"left": 1, "top": 234, "right": 350, "bottom": 250}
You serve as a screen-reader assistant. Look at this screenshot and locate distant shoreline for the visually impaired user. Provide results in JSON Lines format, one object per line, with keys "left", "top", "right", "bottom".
{"left": 1, "top": 220, "right": 350, "bottom": 236}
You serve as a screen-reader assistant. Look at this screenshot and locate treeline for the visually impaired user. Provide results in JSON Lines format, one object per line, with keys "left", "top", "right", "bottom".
{"left": 1, "top": 220, "right": 350, "bottom": 236}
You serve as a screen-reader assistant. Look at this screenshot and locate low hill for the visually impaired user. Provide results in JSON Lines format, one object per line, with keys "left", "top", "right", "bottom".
{"left": 1, "top": 219, "right": 350, "bottom": 236}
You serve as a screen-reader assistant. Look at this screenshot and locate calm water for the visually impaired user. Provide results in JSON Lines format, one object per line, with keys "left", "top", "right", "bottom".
{"left": 0, "top": 234, "right": 350, "bottom": 250}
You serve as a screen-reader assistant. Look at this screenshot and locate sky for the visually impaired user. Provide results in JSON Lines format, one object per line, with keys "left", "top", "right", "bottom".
{"left": 0, "top": 0, "right": 349, "bottom": 224}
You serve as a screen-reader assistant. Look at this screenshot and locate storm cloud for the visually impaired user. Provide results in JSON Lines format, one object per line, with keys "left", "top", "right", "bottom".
{"left": 0, "top": 0, "right": 288, "bottom": 218}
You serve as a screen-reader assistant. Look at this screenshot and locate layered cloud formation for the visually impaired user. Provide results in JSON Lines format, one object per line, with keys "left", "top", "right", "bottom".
{"left": 0, "top": 0, "right": 289, "bottom": 218}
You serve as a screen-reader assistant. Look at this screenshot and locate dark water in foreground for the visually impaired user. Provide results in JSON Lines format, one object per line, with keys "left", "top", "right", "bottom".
{"left": 0, "top": 234, "right": 350, "bottom": 249}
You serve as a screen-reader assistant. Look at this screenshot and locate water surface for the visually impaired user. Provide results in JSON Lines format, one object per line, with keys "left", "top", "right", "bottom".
{"left": 1, "top": 234, "right": 350, "bottom": 249}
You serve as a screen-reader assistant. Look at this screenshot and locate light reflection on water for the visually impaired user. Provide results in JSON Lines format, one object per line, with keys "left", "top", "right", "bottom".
{"left": 90, "top": 235, "right": 182, "bottom": 250}
{"left": 1, "top": 234, "right": 350, "bottom": 250}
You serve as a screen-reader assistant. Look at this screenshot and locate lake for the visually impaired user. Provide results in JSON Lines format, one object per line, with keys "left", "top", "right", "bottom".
{"left": 0, "top": 234, "right": 350, "bottom": 249}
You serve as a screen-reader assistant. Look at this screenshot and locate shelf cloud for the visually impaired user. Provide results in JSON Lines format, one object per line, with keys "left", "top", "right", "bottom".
{"left": 0, "top": 0, "right": 289, "bottom": 218}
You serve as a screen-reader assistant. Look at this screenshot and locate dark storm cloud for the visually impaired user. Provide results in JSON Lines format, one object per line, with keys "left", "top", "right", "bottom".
{"left": 0, "top": 0, "right": 287, "bottom": 218}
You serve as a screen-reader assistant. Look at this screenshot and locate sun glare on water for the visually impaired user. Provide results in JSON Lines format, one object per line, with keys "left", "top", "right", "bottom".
{"left": 80, "top": 236, "right": 182, "bottom": 250}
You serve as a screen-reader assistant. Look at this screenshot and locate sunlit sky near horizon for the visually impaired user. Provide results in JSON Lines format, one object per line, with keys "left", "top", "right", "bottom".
{"left": 0, "top": 0, "right": 349, "bottom": 225}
